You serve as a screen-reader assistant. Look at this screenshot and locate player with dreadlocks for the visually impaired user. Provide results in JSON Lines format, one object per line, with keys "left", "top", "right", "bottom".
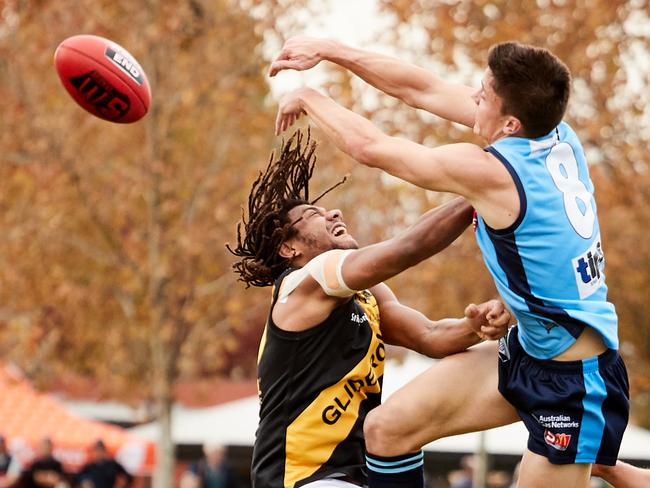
{"left": 229, "top": 130, "right": 512, "bottom": 488}
{"left": 228, "top": 129, "right": 342, "bottom": 288}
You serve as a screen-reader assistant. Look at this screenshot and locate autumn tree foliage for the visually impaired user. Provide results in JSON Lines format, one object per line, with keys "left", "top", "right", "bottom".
{"left": 0, "top": 0, "right": 282, "bottom": 485}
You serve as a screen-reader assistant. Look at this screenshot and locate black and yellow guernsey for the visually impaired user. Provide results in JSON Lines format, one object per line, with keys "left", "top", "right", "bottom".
{"left": 252, "top": 269, "right": 385, "bottom": 488}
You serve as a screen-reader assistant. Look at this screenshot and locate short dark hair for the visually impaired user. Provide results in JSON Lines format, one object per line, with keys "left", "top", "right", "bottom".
{"left": 488, "top": 42, "right": 571, "bottom": 138}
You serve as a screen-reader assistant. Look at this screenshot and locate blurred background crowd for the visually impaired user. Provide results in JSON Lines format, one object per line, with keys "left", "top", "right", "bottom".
{"left": 0, "top": 437, "right": 621, "bottom": 488}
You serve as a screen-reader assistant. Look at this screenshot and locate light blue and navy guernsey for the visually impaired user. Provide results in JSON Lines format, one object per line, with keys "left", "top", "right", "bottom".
{"left": 480, "top": 122, "right": 629, "bottom": 465}
{"left": 498, "top": 327, "right": 628, "bottom": 465}
{"left": 475, "top": 121, "right": 618, "bottom": 360}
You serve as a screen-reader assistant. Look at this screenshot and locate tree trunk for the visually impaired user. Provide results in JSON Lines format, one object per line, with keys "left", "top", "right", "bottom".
{"left": 472, "top": 431, "right": 488, "bottom": 488}
{"left": 153, "top": 392, "right": 174, "bottom": 488}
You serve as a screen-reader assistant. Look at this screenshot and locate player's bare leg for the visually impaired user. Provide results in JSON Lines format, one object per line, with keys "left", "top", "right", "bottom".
{"left": 364, "top": 341, "right": 518, "bottom": 455}
{"left": 591, "top": 460, "right": 650, "bottom": 487}
{"left": 363, "top": 342, "right": 518, "bottom": 487}
{"left": 516, "top": 450, "right": 590, "bottom": 488}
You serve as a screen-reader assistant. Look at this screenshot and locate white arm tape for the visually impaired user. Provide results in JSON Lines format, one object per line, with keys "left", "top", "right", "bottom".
{"left": 278, "top": 249, "right": 358, "bottom": 303}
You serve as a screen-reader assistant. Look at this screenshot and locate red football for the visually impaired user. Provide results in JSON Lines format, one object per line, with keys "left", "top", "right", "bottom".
{"left": 54, "top": 35, "right": 151, "bottom": 123}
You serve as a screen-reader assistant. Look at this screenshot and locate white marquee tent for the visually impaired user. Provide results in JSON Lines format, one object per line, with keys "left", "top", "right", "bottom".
{"left": 130, "top": 396, "right": 259, "bottom": 446}
{"left": 130, "top": 353, "right": 650, "bottom": 459}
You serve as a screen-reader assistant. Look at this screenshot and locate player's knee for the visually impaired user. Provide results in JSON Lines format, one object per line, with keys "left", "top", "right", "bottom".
{"left": 363, "top": 407, "right": 391, "bottom": 454}
{"left": 364, "top": 405, "right": 413, "bottom": 456}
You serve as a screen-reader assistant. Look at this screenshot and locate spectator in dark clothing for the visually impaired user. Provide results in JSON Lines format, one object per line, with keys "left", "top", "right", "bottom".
{"left": 0, "top": 435, "right": 23, "bottom": 488}
{"left": 187, "top": 444, "right": 239, "bottom": 488}
{"left": 449, "top": 455, "right": 474, "bottom": 488}
{"left": 21, "top": 438, "right": 68, "bottom": 488}
{"left": 75, "top": 440, "right": 132, "bottom": 488}
{"left": 0, "top": 436, "right": 12, "bottom": 476}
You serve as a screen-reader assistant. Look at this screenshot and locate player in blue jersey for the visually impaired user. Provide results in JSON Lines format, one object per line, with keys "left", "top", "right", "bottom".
{"left": 269, "top": 38, "right": 630, "bottom": 488}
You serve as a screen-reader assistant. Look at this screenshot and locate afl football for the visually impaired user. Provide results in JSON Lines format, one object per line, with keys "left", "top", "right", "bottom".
{"left": 54, "top": 35, "right": 151, "bottom": 123}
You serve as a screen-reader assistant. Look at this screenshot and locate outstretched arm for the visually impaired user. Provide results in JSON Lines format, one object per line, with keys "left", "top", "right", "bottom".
{"left": 270, "top": 36, "right": 476, "bottom": 127}
{"left": 272, "top": 198, "right": 473, "bottom": 331}
{"left": 371, "top": 283, "right": 510, "bottom": 358}
{"left": 275, "top": 87, "right": 494, "bottom": 198}
{"left": 340, "top": 198, "right": 472, "bottom": 292}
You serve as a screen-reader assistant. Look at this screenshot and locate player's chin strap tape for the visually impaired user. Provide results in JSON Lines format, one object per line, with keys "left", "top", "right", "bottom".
{"left": 278, "top": 249, "right": 358, "bottom": 303}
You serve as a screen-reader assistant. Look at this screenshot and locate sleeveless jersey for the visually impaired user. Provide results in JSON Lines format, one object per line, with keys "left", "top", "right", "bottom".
{"left": 252, "top": 269, "right": 385, "bottom": 488}
{"left": 475, "top": 121, "right": 618, "bottom": 359}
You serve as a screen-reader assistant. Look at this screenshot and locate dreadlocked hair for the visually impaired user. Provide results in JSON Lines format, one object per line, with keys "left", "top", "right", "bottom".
{"left": 226, "top": 129, "right": 347, "bottom": 288}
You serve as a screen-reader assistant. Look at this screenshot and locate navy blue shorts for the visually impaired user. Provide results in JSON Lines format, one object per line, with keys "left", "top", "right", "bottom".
{"left": 498, "top": 327, "right": 629, "bottom": 465}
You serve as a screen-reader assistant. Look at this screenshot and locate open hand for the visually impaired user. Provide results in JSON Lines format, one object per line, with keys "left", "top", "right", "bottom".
{"left": 464, "top": 299, "right": 511, "bottom": 340}
{"left": 269, "top": 36, "right": 329, "bottom": 77}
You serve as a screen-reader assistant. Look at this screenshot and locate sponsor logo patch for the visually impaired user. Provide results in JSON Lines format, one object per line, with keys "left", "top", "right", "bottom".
{"left": 536, "top": 414, "right": 580, "bottom": 429}
{"left": 321, "top": 334, "right": 385, "bottom": 425}
{"left": 350, "top": 312, "right": 368, "bottom": 325}
{"left": 544, "top": 429, "right": 572, "bottom": 451}
{"left": 69, "top": 71, "right": 130, "bottom": 121}
{"left": 105, "top": 46, "right": 145, "bottom": 85}
{"left": 497, "top": 329, "right": 511, "bottom": 362}
{"left": 572, "top": 235, "right": 605, "bottom": 299}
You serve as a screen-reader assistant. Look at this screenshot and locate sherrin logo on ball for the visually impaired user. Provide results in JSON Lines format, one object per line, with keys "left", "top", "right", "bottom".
{"left": 105, "top": 46, "right": 145, "bottom": 85}
{"left": 54, "top": 34, "right": 151, "bottom": 123}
